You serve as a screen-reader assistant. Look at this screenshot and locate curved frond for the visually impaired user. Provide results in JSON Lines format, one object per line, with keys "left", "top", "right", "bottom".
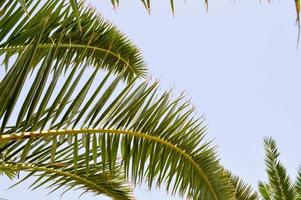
{"left": 0, "top": 162, "right": 134, "bottom": 200}
{"left": 0, "top": 139, "right": 134, "bottom": 200}
{"left": 0, "top": 64, "right": 234, "bottom": 199}
{"left": 224, "top": 170, "right": 259, "bottom": 200}
{"left": 0, "top": 0, "right": 146, "bottom": 82}
{"left": 0, "top": 0, "right": 235, "bottom": 199}
{"left": 262, "top": 137, "right": 297, "bottom": 200}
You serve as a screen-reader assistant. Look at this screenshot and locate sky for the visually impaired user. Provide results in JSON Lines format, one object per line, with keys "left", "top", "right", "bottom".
{"left": 1, "top": 0, "right": 301, "bottom": 199}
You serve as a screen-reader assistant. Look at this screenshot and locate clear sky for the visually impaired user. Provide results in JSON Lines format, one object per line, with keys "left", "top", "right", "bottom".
{"left": 1, "top": 0, "right": 301, "bottom": 199}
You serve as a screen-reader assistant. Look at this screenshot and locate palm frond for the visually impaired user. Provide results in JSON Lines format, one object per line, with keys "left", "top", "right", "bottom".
{"left": 0, "top": 60, "right": 234, "bottom": 199}
{"left": 0, "top": 137, "right": 134, "bottom": 199}
{"left": 0, "top": 0, "right": 235, "bottom": 199}
{"left": 0, "top": 0, "right": 146, "bottom": 82}
{"left": 262, "top": 137, "right": 297, "bottom": 200}
{"left": 0, "top": 9, "right": 234, "bottom": 196}
{"left": 258, "top": 181, "right": 272, "bottom": 200}
{"left": 224, "top": 170, "right": 259, "bottom": 200}
{"left": 0, "top": 162, "right": 134, "bottom": 200}
{"left": 0, "top": 79, "right": 234, "bottom": 200}
{"left": 294, "top": 167, "right": 301, "bottom": 199}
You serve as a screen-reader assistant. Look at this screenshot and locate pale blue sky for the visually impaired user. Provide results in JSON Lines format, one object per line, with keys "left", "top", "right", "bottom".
{"left": 1, "top": 0, "right": 301, "bottom": 199}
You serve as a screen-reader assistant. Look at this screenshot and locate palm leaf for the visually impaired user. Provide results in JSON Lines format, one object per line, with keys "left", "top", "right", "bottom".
{"left": 295, "top": 168, "right": 301, "bottom": 198}
{"left": 260, "top": 137, "right": 297, "bottom": 200}
{"left": 0, "top": 44, "right": 234, "bottom": 199}
{"left": 0, "top": 0, "right": 146, "bottom": 82}
{"left": 0, "top": 0, "right": 237, "bottom": 199}
{"left": 225, "top": 170, "right": 259, "bottom": 200}
{"left": 258, "top": 181, "right": 272, "bottom": 200}
{"left": 0, "top": 70, "right": 234, "bottom": 199}
{"left": 0, "top": 135, "right": 134, "bottom": 199}
{"left": 0, "top": 161, "right": 133, "bottom": 200}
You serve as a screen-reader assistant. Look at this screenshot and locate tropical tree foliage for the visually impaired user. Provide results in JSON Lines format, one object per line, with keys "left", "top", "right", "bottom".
{"left": 225, "top": 170, "right": 259, "bottom": 200}
{"left": 0, "top": 0, "right": 260, "bottom": 199}
{"left": 1, "top": 0, "right": 298, "bottom": 200}
{"left": 258, "top": 137, "right": 301, "bottom": 200}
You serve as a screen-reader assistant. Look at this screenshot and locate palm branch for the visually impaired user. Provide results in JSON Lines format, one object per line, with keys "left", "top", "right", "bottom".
{"left": 1, "top": 158, "right": 134, "bottom": 200}
{"left": 0, "top": 0, "right": 236, "bottom": 199}
{"left": 0, "top": 0, "right": 146, "bottom": 82}
{"left": 258, "top": 137, "right": 298, "bottom": 200}
{"left": 225, "top": 170, "right": 259, "bottom": 200}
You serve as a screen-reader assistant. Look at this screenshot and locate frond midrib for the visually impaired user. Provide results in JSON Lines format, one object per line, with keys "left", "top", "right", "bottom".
{"left": 0, "top": 128, "right": 218, "bottom": 200}
{"left": 0, "top": 43, "right": 136, "bottom": 75}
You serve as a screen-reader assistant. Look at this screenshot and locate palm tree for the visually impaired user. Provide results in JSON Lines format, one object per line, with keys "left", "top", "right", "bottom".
{"left": 258, "top": 137, "right": 301, "bottom": 200}
{"left": 0, "top": 0, "right": 262, "bottom": 199}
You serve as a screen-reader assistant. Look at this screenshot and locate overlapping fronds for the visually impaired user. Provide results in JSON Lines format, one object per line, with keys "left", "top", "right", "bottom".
{"left": 0, "top": 0, "right": 245, "bottom": 199}
{"left": 0, "top": 0, "right": 146, "bottom": 82}
{"left": 258, "top": 137, "right": 298, "bottom": 200}
{"left": 0, "top": 2, "right": 235, "bottom": 195}
{"left": 0, "top": 58, "right": 234, "bottom": 199}
{"left": 0, "top": 149, "right": 134, "bottom": 200}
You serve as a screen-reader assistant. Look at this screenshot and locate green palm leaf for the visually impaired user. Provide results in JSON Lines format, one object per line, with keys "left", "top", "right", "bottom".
{"left": 0, "top": 161, "right": 133, "bottom": 200}
{"left": 0, "top": 70, "right": 234, "bottom": 199}
{"left": 259, "top": 137, "right": 297, "bottom": 200}
{"left": 295, "top": 168, "right": 301, "bottom": 198}
{"left": 1, "top": 128, "right": 134, "bottom": 199}
{"left": 0, "top": 0, "right": 146, "bottom": 82}
{"left": 258, "top": 181, "right": 272, "bottom": 200}
{"left": 225, "top": 170, "right": 259, "bottom": 200}
{"left": 0, "top": 0, "right": 240, "bottom": 199}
